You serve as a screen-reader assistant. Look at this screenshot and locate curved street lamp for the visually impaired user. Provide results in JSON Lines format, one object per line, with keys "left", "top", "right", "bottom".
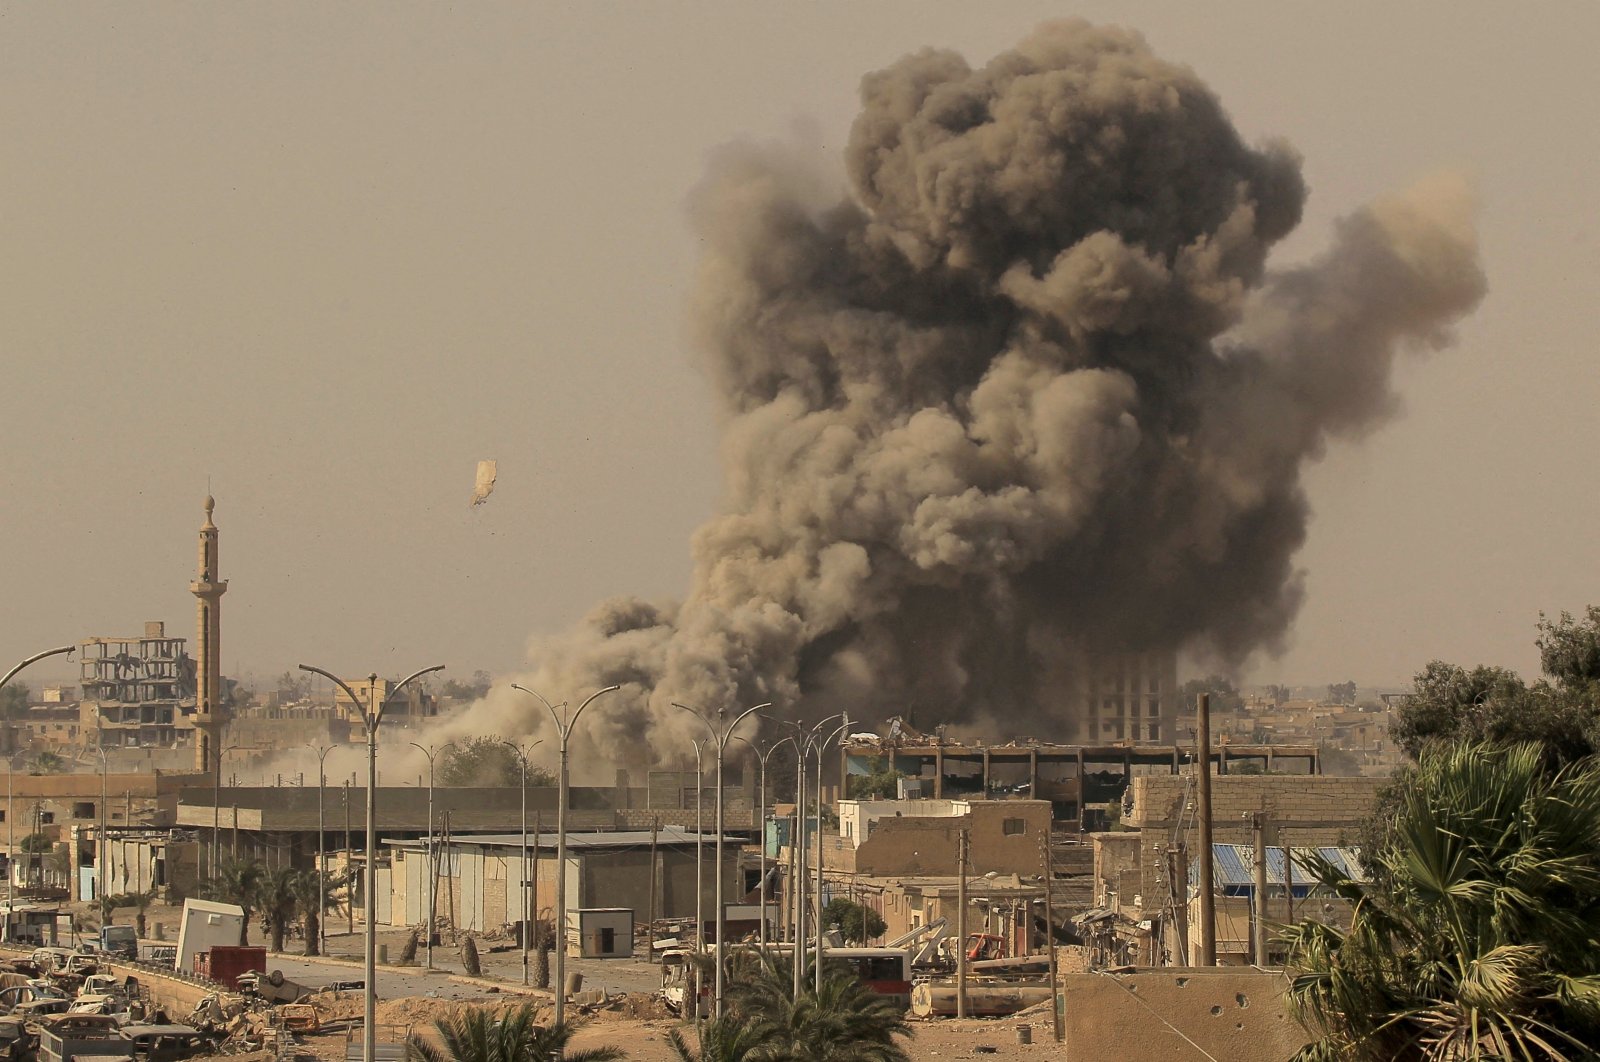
{"left": 811, "top": 716, "right": 852, "bottom": 996}
{"left": 498, "top": 739, "right": 545, "bottom": 986}
{"left": 732, "top": 734, "right": 796, "bottom": 952}
{"left": 690, "top": 737, "right": 706, "bottom": 988}
{"left": 764, "top": 712, "right": 841, "bottom": 998}
{"left": 509, "top": 683, "right": 618, "bottom": 1029}
{"left": 300, "top": 663, "right": 444, "bottom": 1062}
{"left": 407, "top": 741, "right": 456, "bottom": 970}
{"left": 307, "top": 744, "right": 337, "bottom": 956}
{"left": 670, "top": 700, "right": 768, "bottom": 1020}
{"left": 2, "top": 646, "right": 73, "bottom": 896}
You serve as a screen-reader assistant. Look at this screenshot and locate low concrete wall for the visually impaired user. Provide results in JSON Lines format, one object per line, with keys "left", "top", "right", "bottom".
{"left": 1061, "top": 968, "right": 1307, "bottom": 1062}
{"left": 0, "top": 945, "right": 228, "bottom": 1019}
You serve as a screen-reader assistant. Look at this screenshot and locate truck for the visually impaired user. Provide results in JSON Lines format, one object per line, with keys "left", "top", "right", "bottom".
{"left": 97, "top": 927, "right": 137, "bottom": 960}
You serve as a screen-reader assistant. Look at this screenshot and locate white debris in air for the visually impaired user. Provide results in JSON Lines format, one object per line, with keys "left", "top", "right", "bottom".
{"left": 470, "top": 459, "right": 498, "bottom": 506}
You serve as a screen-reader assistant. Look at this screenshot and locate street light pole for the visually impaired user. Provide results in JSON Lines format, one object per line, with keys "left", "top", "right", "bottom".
{"left": 766, "top": 713, "right": 841, "bottom": 997}
{"left": 3, "top": 646, "right": 73, "bottom": 894}
{"left": 690, "top": 740, "right": 705, "bottom": 981}
{"left": 498, "top": 740, "right": 543, "bottom": 987}
{"left": 308, "top": 744, "right": 335, "bottom": 957}
{"left": 670, "top": 701, "right": 767, "bottom": 1020}
{"left": 731, "top": 735, "right": 795, "bottom": 953}
{"left": 407, "top": 741, "right": 455, "bottom": 971}
{"left": 301, "top": 663, "right": 443, "bottom": 1062}
{"left": 510, "top": 683, "right": 618, "bottom": 1029}
{"left": 813, "top": 717, "right": 850, "bottom": 996}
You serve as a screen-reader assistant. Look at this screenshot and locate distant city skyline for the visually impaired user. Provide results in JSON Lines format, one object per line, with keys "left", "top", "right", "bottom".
{"left": 4, "top": 3, "right": 1597, "bottom": 700}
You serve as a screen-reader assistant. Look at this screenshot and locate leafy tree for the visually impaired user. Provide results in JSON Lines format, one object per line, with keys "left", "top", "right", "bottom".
{"left": 845, "top": 757, "right": 903, "bottom": 800}
{"left": 98, "top": 889, "right": 157, "bottom": 933}
{"left": 200, "top": 859, "right": 266, "bottom": 945}
{"left": 725, "top": 949, "right": 912, "bottom": 1062}
{"left": 1326, "top": 680, "right": 1358, "bottom": 706}
{"left": 1283, "top": 742, "right": 1600, "bottom": 1060}
{"left": 19, "top": 832, "right": 52, "bottom": 854}
{"left": 28, "top": 751, "right": 64, "bottom": 774}
{"left": 1266, "top": 684, "right": 1291, "bottom": 706}
{"left": 439, "top": 736, "right": 554, "bottom": 788}
{"left": 276, "top": 671, "right": 312, "bottom": 701}
{"left": 823, "top": 898, "right": 887, "bottom": 945}
{"left": 440, "top": 671, "right": 493, "bottom": 703}
{"left": 1179, "top": 675, "right": 1244, "bottom": 714}
{"left": 1386, "top": 607, "right": 1600, "bottom": 769}
{"left": 0, "top": 683, "right": 29, "bottom": 719}
{"left": 1536, "top": 606, "right": 1600, "bottom": 687}
{"left": 407, "top": 1002, "right": 623, "bottom": 1062}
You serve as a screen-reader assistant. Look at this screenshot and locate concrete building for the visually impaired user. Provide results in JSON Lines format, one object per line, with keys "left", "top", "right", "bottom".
{"left": 1079, "top": 650, "right": 1181, "bottom": 745}
{"left": 331, "top": 678, "right": 437, "bottom": 728}
{"left": 386, "top": 829, "right": 737, "bottom": 935}
{"left": 173, "top": 776, "right": 756, "bottom": 879}
{"left": 841, "top": 734, "right": 1320, "bottom": 831}
{"left": 100, "top": 831, "right": 203, "bottom": 899}
{"left": 0, "top": 769, "right": 204, "bottom": 894}
{"left": 832, "top": 798, "right": 1055, "bottom": 877}
{"left": 78, "top": 622, "right": 195, "bottom": 749}
{"left": 1088, "top": 771, "right": 1382, "bottom": 967}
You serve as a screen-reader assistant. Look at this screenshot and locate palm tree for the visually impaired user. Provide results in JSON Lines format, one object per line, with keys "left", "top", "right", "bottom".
{"left": 200, "top": 858, "right": 266, "bottom": 946}
{"left": 289, "top": 868, "right": 343, "bottom": 957}
{"left": 726, "top": 949, "right": 912, "bottom": 1062}
{"left": 1283, "top": 742, "right": 1600, "bottom": 1061}
{"left": 257, "top": 867, "right": 299, "bottom": 953}
{"left": 407, "top": 1002, "right": 624, "bottom": 1062}
{"left": 667, "top": 1017, "right": 775, "bottom": 1062}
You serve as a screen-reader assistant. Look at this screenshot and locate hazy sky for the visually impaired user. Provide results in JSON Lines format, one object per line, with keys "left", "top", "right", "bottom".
{"left": 4, "top": 2, "right": 1597, "bottom": 693}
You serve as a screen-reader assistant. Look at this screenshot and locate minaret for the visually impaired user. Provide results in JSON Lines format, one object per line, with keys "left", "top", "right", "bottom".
{"left": 190, "top": 496, "right": 228, "bottom": 773}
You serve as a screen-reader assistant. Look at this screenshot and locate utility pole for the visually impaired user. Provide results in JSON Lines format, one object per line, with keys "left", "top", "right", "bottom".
{"left": 1169, "top": 842, "right": 1190, "bottom": 965}
{"left": 956, "top": 827, "right": 969, "bottom": 1019}
{"left": 1284, "top": 833, "right": 1295, "bottom": 926}
{"left": 1196, "top": 693, "right": 1216, "bottom": 966}
{"left": 1251, "top": 811, "right": 1269, "bottom": 965}
{"left": 1041, "top": 833, "right": 1061, "bottom": 1043}
{"left": 647, "top": 818, "right": 659, "bottom": 963}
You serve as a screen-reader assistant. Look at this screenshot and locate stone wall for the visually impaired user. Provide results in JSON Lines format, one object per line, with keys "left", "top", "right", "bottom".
{"left": 1129, "top": 775, "right": 1380, "bottom": 846}
{"left": 1061, "top": 968, "right": 1308, "bottom": 1061}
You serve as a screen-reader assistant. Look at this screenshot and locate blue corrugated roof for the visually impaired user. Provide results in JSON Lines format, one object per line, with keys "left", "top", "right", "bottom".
{"left": 1194, "top": 845, "right": 1366, "bottom": 893}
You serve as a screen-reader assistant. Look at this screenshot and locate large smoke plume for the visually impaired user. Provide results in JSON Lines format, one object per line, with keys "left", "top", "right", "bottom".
{"left": 422, "top": 19, "right": 1484, "bottom": 775}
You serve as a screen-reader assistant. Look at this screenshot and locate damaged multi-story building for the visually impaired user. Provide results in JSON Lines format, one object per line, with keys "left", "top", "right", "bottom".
{"left": 78, "top": 621, "right": 197, "bottom": 749}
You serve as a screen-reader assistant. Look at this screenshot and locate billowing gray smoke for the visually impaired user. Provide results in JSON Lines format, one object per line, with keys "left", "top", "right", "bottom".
{"left": 427, "top": 19, "right": 1484, "bottom": 774}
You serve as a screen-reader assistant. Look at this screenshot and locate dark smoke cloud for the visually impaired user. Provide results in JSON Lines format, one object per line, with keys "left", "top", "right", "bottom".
{"left": 425, "top": 19, "right": 1485, "bottom": 773}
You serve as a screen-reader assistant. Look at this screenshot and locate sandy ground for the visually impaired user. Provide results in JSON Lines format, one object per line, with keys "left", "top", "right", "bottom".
{"left": 120, "top": 902, "right": 1062, "bottom": 1062}
{"left": 286, "top": 994, "right": 1060, "bottom": 1062}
